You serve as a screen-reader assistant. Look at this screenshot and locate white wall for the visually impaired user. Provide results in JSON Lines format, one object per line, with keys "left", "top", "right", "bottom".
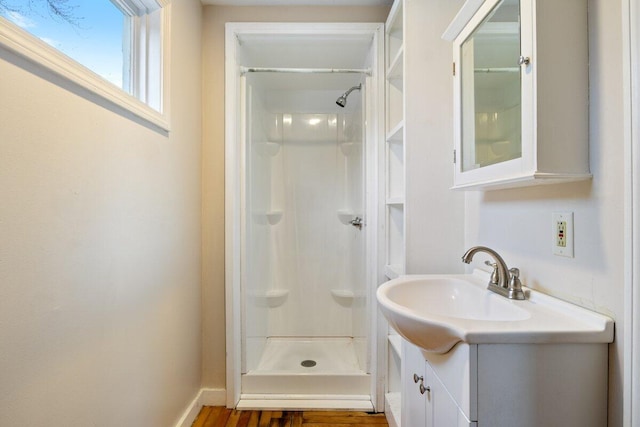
{"left": 404, "top": 0, "right": 466, "bottom": 275}
{"left": 0, "top": 1, "right": 203, "bottom": 425}
{"left": 463, "top": 1, "right": 626, "bottom": 425}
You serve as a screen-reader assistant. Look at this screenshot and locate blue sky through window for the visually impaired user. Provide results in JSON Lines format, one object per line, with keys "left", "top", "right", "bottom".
{"left": 0, "top": 1, "right": 125, "bottom": 88}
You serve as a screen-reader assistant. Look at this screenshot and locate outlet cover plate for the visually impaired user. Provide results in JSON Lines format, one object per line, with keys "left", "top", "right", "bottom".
{"left": 552, "top": 212, "right": 574, "bottom": 257}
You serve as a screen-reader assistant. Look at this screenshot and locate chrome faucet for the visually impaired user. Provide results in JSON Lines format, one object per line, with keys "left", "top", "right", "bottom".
{"left": 461, "top": 246, "right": 526, "bottom": 300}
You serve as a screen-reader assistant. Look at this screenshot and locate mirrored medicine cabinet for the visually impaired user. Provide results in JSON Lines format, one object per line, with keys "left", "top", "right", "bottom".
{"left": 443, "top": 0, "right": 591, "bottom": 190}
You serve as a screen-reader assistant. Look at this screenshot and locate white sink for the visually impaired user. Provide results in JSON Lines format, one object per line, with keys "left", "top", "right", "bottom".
{"left": 377, "top": 270, "right": 614, "bottom": 354}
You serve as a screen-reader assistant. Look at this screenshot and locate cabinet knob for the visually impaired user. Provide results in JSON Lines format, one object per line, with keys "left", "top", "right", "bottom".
{"left": 519, "top": 56, "right": 531, "bottom": 66}
{"left": 413, "top": 373, "right": 423, "bottom": 383}
{"left": 419, "top": 384, "right": 430, "bottom": 394}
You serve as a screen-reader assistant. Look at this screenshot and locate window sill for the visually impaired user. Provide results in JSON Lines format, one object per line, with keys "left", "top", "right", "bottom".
{"left": 0, "top": 17, "right": 170, "bottom": 132}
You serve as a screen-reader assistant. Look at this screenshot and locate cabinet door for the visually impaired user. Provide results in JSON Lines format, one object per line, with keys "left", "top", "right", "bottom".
{"left": 401, "top": 340, "right": 427, "bottom": 426}
{"left": 454, "top": 0, "right": 525, "bottom": 188}
{"left": 425, "top": 362, "right": 477, "bottom": 427}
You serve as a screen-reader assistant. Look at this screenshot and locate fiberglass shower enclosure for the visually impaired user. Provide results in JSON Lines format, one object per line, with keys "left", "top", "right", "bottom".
{"left": 244, "top": 72, "right": 367, "bottom": 390}
{"left": 225, "top": 23, "right": 384, "bottom": 410}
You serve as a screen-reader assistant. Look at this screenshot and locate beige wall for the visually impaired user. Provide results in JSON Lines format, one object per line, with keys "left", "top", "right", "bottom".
{"left": 0, "top": 1, "right": 203, "bottom": 426}
{"left": 201, "top": 5, "right": 390, "bottom": 389}
{"left": 463, "top": 0, "right": 626, "bottom": 424}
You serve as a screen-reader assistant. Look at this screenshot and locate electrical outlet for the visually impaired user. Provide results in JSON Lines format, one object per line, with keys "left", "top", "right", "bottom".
{"left": 557, "top": 221, "right": 567, "bottom": 247}
{"left": 552, "top": 212, "right": 574, "bottom": 257}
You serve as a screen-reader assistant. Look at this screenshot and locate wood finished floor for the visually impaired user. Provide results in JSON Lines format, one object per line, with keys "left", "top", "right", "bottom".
{"left": 192, "top": 407, "right": 389, "bottom": 427}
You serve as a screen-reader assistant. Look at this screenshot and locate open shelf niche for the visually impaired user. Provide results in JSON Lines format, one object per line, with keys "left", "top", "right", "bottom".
{"left": 383, "top": 0, "right": 405, "bottom": 426}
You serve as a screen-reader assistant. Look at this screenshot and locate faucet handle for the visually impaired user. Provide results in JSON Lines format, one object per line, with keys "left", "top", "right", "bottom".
{"left": 484, "top": 260, "right": 499, "bottom": 285}
{"left": 508, "top": 268, "right": 526, "bottom": 300}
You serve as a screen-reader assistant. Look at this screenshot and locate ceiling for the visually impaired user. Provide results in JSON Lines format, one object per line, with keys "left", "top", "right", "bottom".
{"left": 201, "top": 0, "right": 392, "bottom": 6}
{"left": 237, "top": 33, "right": 374, "bottom": 69}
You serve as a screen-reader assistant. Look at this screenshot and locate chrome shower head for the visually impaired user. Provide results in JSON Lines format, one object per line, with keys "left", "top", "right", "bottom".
{"left": 336, "top": 83, "right": 362, "bottom": 108}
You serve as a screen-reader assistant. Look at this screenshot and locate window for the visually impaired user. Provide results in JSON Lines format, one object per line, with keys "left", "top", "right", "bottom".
{"left": 0, "top": 0, "right": 170, "bottom": 130}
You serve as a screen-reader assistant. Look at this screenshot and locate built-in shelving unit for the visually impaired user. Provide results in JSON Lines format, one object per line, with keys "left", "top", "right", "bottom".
{"left": 385, "top": 0, "right": 405, "bottom": 281}
{"left": 383, "top": 1, "right": 405, "bottom": 426}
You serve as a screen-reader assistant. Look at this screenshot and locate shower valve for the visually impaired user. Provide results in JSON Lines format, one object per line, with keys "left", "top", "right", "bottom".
{"left": 350, "top": 217, "right": 363, "bottom": 230}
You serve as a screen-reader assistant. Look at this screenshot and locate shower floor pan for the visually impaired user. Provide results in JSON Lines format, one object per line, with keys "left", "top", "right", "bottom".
{"left": 241, "top": 337, "right": 370, "bottom": 398}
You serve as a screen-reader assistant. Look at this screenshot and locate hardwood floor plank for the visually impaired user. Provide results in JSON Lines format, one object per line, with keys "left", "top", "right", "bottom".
{"left": 236, "top": 410, "right": 252, "bottom": 427}
{"left": 226, "top": 410, "right": 243, "bottom": 427}
{"left": 258, "top": 410, "right": 272, "bottom": 427}
{"left": 292, "top": 412, "right": 303, "bottom": 427}
{"left": 248, "top": 411, "right": 260, "bottom": 427}
{"left": 204, "top": 407, "right": 223, "bottom": 426}
{"left": 281, "top": 411, "right": 294, "bottom": 427}
{"left": 193, "top": 407, "right": 213, "bottom": 427}
{"left": 302, "top": 415, "right": 387, "bottom": 424}
{"left": 302, "top": 424, "right": 387, "bottom": 427}
{"left": 191, "top": 407, "right": 388, "bottom": 427}
{"left": 301, "top": 412, "right": 377, "bottom": 418}
{"left": 210, "top": 408, "right": 233, "bottom": 427}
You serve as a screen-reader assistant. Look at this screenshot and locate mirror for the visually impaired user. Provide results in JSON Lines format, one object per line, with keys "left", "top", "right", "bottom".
{"left": 460, "top": 0, "right": 521, "bottom": 172}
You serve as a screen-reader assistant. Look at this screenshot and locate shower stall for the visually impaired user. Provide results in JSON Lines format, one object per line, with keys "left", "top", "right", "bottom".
{"left": 225, "top": 24, "right": 385, "bottom": 410}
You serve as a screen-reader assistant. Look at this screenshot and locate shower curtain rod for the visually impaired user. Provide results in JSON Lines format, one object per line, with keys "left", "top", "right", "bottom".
{"left": 240, "top": 66, "right": 372, "bottom": 76}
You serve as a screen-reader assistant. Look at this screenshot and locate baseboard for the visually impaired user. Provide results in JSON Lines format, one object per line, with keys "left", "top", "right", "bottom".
{"left": 199, "top": 388, "right": 227, "bottom": 406}
{"left": 236, "top": 398, "right": 373, "bottom": 411}
{"left": 175, "top": 388, "right": 227, "bottom": 427}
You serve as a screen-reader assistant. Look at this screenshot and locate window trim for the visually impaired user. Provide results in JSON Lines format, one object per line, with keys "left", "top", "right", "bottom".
{"left": 0, "top": 1, "right": 171, "bottom": 132}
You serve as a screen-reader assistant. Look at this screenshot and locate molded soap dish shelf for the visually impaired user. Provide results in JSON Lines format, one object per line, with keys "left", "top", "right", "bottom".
{"left": 252, "top": 211, "right": 283, "bottom": 225}
{"left": 331, "top": 289, "right": 355, "bottom": 307}
{"left": 250, "top": 289, "right": 289, "bottom": 308}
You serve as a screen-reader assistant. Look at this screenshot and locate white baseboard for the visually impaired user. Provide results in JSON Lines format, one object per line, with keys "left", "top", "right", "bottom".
{"left": 199, "top": 388, "right": 227, "bottom": 406}
{"left": 175, "top": 388, "right": 227, "bottom": 427}
{"left": 236, "top": 397, "right": 373, "bottom": 411}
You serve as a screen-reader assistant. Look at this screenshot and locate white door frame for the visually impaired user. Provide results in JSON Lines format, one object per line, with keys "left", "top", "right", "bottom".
{"left": 624, "top": 0, "right": 640, "bottom": 424}
{"left": 224, "top": 22, "right": 385, "bottom": 409}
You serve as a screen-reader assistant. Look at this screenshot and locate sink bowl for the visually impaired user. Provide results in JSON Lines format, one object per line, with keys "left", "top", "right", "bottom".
{"left": 377, "top": 271, "right": 614, "bottom": 354}
{"left": 385, "top": 276, "right": 530, "bottom": 322}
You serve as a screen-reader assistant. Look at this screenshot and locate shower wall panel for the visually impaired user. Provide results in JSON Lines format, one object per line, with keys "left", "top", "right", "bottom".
{"left": 341, "top": 96, "right": 368, "bottom": 371}
{"left": 269, "top": 112, "right": 353, "bottom": 337}
{"left": 244, "top": 83, "right": 272, "bottom": 373}
{"left": 244, "top": 84, "right": 368, "bottom": 372}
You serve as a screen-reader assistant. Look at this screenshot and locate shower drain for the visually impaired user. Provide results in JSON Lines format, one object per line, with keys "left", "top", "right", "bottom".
{"left": 300, "top": 360, "right": 317, "bottom": 368}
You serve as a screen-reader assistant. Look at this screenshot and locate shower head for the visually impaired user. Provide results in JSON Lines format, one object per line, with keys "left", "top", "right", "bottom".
{"left": 336, "top": 83, "right": 362, "bottom": 108}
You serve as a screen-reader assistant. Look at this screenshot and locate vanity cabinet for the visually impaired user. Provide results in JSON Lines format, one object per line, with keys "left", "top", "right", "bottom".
{"left": 402, "top": 340, "right": 475, "bottom": 427}
{"left": 401, "top": 338, "right": 608, "bottom": 427}
{"left": 442, "top": 0, "right": 591, "bottom": 190}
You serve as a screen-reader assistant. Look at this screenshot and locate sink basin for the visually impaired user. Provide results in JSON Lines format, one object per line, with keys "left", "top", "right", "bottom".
{"left": 386, "top": 276, "right": 530, "bottom": 322}
{"left": 377, "top": 271, "right": 614, "bottom": 354}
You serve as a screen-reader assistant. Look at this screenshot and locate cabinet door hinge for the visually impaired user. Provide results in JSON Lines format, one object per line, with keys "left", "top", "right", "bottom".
{"left": 453, "top": 149, "right": 457, "bottom": 164}
{"left": 453, "top": 62, "right": 456, "bottom": 76}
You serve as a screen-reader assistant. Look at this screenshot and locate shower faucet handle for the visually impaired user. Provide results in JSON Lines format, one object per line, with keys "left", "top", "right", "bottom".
{"left": 350, "top": 217, "right": 363, "bottom": 230}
